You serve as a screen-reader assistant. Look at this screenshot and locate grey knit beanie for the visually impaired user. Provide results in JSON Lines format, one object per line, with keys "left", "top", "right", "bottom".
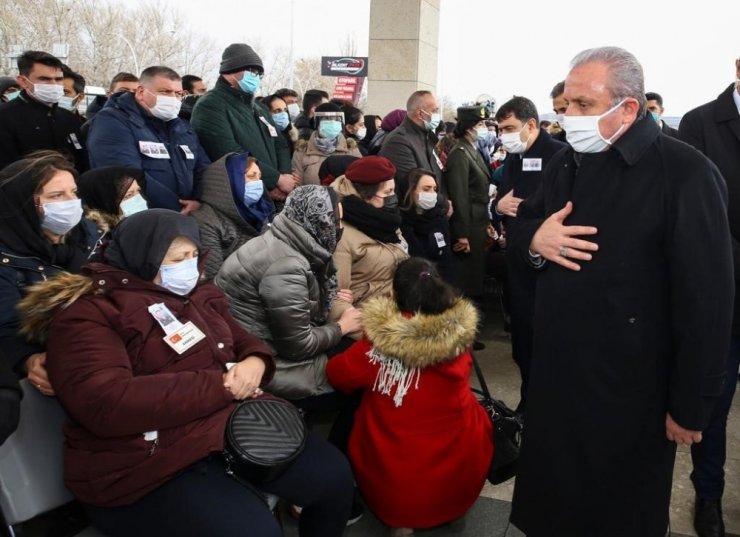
{"left": 219, "top": 43, "right": 263, "bottom": 75}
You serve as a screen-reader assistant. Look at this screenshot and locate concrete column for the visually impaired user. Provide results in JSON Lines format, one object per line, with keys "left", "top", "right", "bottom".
{"left": 366, "top": 0, "right": 439, "bottom": 116}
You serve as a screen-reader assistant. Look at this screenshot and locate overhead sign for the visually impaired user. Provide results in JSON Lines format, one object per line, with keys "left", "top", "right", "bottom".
{"left": 321, "top": 56, "right": 368, "bottom": 77}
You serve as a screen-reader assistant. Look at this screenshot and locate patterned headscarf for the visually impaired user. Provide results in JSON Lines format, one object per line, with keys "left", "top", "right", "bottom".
{"left": 281, "top": 185, "right": 339, "bottom": 254}
{"left": 281, "top": 185, "right": 340, "bottom": 323}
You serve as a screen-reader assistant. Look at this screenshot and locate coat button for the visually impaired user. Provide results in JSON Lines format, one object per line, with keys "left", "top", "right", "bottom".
{"left": 628, "top": 317, "right": 636, "bottom": 324}
{"left": 217, "top": 342, "right": 225, "bottom": 349}
{"left": 38, "top": 266, "right": 44, "bottom": 271}
{"left": 121, "top": 278, "right": 129, "bottom": 284}
{"left": 2, "top": 258, "right": 9, "bottom": 263}
{"left": 98, "top": 279, "right": 106, "bottom": 286}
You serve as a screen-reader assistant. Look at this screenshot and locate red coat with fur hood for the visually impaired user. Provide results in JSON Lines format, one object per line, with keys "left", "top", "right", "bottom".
{"left": 326, "top": 296, "right": 493, "bottom": 529}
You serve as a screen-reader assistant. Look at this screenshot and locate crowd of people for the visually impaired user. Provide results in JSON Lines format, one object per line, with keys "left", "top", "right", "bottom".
{"left": 0, "top": 42, "right": 737, "bottom": 537}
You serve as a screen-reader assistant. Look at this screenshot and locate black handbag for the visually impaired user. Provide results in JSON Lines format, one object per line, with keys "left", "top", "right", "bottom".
{"left": 471, "top": 353, "right": 523, "bottom": 485}
{"left": 223, "top": 395, "right": 307, "bottom": 484}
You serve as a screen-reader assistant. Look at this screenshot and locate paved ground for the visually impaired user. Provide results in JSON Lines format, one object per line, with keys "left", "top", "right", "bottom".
{"left": 285, "top": 297, "right": 740, "bottom": 537}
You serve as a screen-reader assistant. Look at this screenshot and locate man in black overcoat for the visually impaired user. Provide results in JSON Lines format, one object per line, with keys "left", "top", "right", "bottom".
{"left": 679, "top": 56, "right": 740, "bottom": 537}
{"left": 509, "top": 46, "right": 734, "bottom": 537}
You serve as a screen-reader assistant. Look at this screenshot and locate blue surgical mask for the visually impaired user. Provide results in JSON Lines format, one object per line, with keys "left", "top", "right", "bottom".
{"left": 238, "top": 71, "right": 261, "bottom": 95}
{"left": 272, "top": 111, "right": 289, "bottom": 130}
{"left": 40, "top": 198, "right": 83, "bottom": 235}
{"left": 650, "top": 111, "right": 660, "bottom": 122}
{"left": 159, "top": 257, "right": 200, "bottom": 296}
{"left": 475, "top": 127, "right": 488, "bottom": 141}
{"left": 422, "top": 110, "right": 441, "bottom": 132}
{"left": 318, "top": 120, "right": 343, "bottom": 140}
{"left": 4, "top": 90, "right": 20, "bottom": 102}
{"left": 243, "top": 180, "right": 264, "bottom": 205}
{"left": 119, "top": 193, "right": 148, "bottom": 217}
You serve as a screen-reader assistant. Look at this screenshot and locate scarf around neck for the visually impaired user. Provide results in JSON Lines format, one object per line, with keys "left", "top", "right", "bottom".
{"left": 341, "top": 194, "right": 401, "bottom": 244}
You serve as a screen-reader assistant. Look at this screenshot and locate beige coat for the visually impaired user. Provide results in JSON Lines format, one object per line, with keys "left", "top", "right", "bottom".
{"left": 291, "top": 133, "right": 362, "bottom": 185}
{"left": 330, "top": 222, "right": 409, "bottom": 329}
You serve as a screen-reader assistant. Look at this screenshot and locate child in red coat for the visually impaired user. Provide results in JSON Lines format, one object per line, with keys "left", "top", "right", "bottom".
{"left": 326, "top": 257, "right": 494, "bottom": 536}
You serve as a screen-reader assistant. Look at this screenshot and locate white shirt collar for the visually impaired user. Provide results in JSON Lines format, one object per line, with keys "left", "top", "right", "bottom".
{"left": 733, "top": 83, "right": 740, "bottom": 115}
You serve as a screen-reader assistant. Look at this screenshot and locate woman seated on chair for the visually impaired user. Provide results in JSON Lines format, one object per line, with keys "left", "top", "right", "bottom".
{"left": 215, "top": 185, "right": 363, "bottom": 401}
{"left": 326, "top": 257, "right": 493, "bottom": 536}
{"left": 328, "top": 156, "right": 409, "bottom": 337}
{"left": 76, "top": 165, "right": 148, "bottom": 259}
{"left": 0, "top": 151, "right": 102, "bottom": 396}
{"left": 191, "top": 152, "right": 275, "bottom": 281}
{"left": 18, "top": 209, "right": 353, "bottom": 537}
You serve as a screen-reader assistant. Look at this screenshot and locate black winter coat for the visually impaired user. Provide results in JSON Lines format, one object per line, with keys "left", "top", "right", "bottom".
{"left": 0, "top": 91, "right": 88, "bottom": 171}
{"left": 509, "top": 115, "right": 734, "bottom": 536}
{"left": 679, "top": 83, "right": 740, "bottom": 334}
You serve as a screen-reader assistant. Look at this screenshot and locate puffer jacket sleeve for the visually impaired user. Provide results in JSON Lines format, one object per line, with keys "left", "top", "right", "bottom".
{"left": 87, "top": 109, "right": 142, "bottom": 170}
{"left": 46, "top": 299, "right": 235, "bottom": 438}
{"left": 0, "top": 268, "right": 42, "bottom": 374}
{"left": 258, "top": 256, "right": 342, "bottom": 360}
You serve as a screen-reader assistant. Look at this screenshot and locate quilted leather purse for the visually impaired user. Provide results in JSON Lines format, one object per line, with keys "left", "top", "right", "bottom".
{"left": 223, "top": 395, "right": 307, "bottom": 484}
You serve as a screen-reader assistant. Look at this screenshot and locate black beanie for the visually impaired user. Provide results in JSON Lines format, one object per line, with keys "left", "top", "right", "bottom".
{"left": 219, "top": 43, "right": 264, "bottom": 75}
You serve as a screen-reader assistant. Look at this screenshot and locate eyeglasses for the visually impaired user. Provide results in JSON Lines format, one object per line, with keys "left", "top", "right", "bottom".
{"left": 245, "top": 68, "right": 264, "bottom": 79}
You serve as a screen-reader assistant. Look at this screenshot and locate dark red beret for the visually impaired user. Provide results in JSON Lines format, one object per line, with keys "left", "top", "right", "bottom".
{"left": 345, "top": 156, "right": 397, "bottom": 185}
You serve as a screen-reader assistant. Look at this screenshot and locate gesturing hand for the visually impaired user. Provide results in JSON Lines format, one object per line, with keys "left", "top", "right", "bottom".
{"left": 496, "top": 190, "right": 523, "bottom": 217}
{"left": 529, "top": 201, "right": 599, "bottom": 271}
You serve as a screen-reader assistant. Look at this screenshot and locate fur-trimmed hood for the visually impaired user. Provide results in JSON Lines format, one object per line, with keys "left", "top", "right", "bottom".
{"left": 85, "top": 209, "right": 120, "bottom": 235}
{"left": 362, "top": 296, "right": 478, "bottom": 368}
{"left": 18, "top": 272, "right": 99, "bottom": 344}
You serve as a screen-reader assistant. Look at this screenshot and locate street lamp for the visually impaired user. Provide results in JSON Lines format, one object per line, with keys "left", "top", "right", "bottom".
{"left": 111, "top": 33, "right": 140, "bottom": 76}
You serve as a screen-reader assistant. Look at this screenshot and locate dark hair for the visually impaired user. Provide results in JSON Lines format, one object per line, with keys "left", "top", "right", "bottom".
{"left": 330, "top": 97, "right": 353, "bottom": 108}
{"left": 262, "top": 94, "right": 286, "bottom": 111}
{"left": 0, "top": 150, "right": 77, "bottom": 194}
{"left": 393, "top": 257, "right": 460, "bottom": 315}
{"left": 550, "top": 80, "right": 565, "bottom": 99}
{"left": 343, "top": 106, "right": 363, "bottom": 126}
{"left": 181, "top": 75, "right": 202, "bottom": 92}
{"left": 62, "top": 65, "right": 85, "bottom": 95}
{"left": 139, "top": 66, "right": 180, "bottom": 84}
{"left": 495, "top": 96, "right": 539, "bottom": 124}
{"left": 109, "top": 72, "right": 138, "bottom": 92}
{"left": 645, "top": 92, "right": 663, "bottom": 107}
{"left": 353, "top": 182, "right": 381, "bottom": 200}
{"left": 539, "top": 120, "right": 552, "bottom": 129}
{"left": 403, "top": 168, "right": 437, "bottom": 208}
{"left": 275, "top": 88, "right": 299, "bottom": 101}
{"left": 302, "top": 89, "right": 329, "bottom": 112}
{"left": 17, "top": 50, "right": 63, "bottom": 77}
{"left": 453, "top": 119, "right": 480, "bottom": 139}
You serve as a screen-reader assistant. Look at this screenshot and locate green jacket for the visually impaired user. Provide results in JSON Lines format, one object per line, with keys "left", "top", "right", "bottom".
{"left": 191, "top": 78, "right": 291, "bottom": 189}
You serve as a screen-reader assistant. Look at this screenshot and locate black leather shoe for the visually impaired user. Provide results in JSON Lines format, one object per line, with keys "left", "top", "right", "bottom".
{"left": 694, "top": 497, "right": 725, "bottom": 537}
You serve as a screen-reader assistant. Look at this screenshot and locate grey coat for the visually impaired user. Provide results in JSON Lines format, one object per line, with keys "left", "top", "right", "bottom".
{"left": 191, "top": 154, "right": 269, "bottom": 281}
{"left": 214, "top": 213, "right": 341, "bottom": 399}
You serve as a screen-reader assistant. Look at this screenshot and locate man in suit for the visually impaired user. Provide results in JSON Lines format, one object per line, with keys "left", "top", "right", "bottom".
{"left": 679, "top": 56, "right": 740, "bottom": 537}
{"left": 646, "top": 92, "right": 679, "bottom": 138}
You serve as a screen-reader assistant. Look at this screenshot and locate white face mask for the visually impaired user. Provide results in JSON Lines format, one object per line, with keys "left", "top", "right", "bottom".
{"left": 416, "top": 191, "right": 437, "bottom": 210}
{"left": 159, "top": 256, "right": 200, "bottom": 296}
{"left": 32, "top": 83, "right": 64, "bottom": 105}
{"left": 287, "top": 102, "right": 301, "bottom": 120}
{"left": 40, "top": 198, "right": 83, "bottom": 235}
{"left": 147, "top": 91, "right": 182, "bottom": 122}
{"left": 355, "top": 127, "right": 367, "bottom": 141}
{"left": 500, "top": 123, "right": 532, "bottom": 154}
{"left": 563, "top": 99, "right": 627, "bottom": 153}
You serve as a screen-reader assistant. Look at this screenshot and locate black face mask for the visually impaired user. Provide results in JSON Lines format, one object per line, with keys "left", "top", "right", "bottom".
{"left": 381, "top": 194, "right": 399, "bottom": 215}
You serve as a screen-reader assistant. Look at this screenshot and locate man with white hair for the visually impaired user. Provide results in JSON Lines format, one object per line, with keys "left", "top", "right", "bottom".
{"left": 509, "top": 46, "right": 734, "bottom": 536}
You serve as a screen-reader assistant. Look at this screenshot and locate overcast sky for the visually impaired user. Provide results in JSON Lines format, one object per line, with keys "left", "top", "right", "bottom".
{"left": 165, "top": 0, "right": 738, "bottom": 117}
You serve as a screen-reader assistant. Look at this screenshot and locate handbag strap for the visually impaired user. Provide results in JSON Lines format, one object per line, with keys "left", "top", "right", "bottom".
{"left": 470, "top": 351, "right": 494, "bottom": 402}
